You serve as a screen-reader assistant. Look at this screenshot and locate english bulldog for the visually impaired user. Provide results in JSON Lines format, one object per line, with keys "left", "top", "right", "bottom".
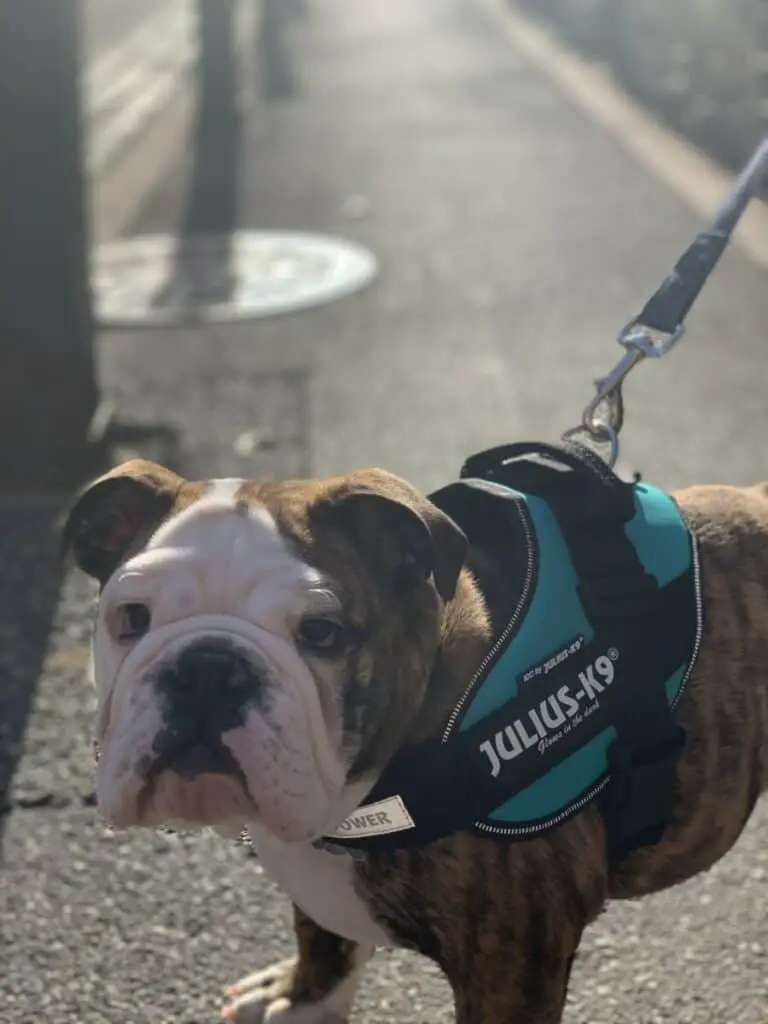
{"left": 62, "top": 458, "right": 768, "bottom": 1024}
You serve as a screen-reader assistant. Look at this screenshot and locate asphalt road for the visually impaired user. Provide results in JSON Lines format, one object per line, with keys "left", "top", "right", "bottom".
{"left": 2, "top": 0, "right": 767, "bottom": 1021}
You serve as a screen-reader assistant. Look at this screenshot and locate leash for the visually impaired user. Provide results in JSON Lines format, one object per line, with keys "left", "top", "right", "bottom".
{"left": 564, "top": 135, "right": 768, "bottom": 469}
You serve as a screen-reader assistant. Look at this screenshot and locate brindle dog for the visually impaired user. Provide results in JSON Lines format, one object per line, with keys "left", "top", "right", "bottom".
{"left": 63, "top": 464, "right": 768, "bottom": 1024}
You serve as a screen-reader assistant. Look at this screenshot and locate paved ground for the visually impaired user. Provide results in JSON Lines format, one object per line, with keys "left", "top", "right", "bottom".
{"left": 519, "top": 0, "right": 767, "bottom": 172}
{"left": 83, "top": 0, "right": 160, "bottom": 56}
{"left": 2, "top": 0, "right": 767, "bottom": 1021}
{"left": 83, "top": 0, "right": 199, "bottom": 185}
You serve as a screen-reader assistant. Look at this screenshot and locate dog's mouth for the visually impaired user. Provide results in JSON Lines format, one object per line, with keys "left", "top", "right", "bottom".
{"left": 135, "top": 727, "right": 255, "bottom": 823}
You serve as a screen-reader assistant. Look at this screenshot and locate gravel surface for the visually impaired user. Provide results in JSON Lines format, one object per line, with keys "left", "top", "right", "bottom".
{"left": 2, "top": 0, "right": 767, "bottom": 1021}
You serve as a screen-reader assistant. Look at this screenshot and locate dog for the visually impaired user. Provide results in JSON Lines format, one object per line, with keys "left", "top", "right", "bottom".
{"left": 61, "top": 456, "right": 768, "bottom": 1024}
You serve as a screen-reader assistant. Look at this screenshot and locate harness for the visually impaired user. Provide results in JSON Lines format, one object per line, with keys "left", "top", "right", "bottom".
{"left": 323, "top": 441, "right": 703, "bottom": 861}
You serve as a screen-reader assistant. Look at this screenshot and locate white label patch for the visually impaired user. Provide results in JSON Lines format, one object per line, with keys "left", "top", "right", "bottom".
{"left": 332, "top": 796, "right": 415, "bottom": 838}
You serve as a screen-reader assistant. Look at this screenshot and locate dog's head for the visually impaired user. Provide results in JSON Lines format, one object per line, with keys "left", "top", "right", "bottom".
{"left": 63, "top": 460, "right": 467, "bottom": 843}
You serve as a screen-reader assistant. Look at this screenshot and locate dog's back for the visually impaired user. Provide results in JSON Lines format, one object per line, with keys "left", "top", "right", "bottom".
{"left": 609, "top": 483, "right": 768, "bottom": 898}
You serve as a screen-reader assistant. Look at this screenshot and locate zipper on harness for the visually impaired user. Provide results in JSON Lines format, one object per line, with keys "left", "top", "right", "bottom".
{"left": 441, "top": 495, "right": 537, "bottom": 744}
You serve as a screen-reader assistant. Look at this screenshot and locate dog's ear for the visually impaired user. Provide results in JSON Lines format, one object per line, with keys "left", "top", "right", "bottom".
{"left": 312, "top": 470, "right": 467, "bottom": 601}
{"left": 61, "top": 460, "right": 184, "bottom": 585}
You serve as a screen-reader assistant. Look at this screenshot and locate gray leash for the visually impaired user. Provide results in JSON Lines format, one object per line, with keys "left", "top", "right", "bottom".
{"left": 565, "top": 135, "right": 768, "bottom": 468}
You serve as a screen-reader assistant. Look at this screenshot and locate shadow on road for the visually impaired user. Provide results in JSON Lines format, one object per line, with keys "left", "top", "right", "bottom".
{"left": 152, "top": 0, "right": 243, "bottom": 310}
{"left": 150, "top": 0, "right": 305, "bottom": 312}
{"left": 0, "top": 499, "right": 66, "bottom": 858}
{"left": 259, "top": 0, "right": 305, "bottom": 100}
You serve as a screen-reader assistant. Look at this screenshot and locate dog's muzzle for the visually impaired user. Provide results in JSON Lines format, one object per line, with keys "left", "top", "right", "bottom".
{"left": 97, "top": 624, "right": 340, "bottom": 839}
{"left": 148, "top": 638, "right": 262, "bottom": 781}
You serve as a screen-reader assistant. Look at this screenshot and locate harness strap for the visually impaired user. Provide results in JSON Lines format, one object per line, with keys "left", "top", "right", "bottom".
{"left": 460, "top": 441, "right": 692, "bottom": 858}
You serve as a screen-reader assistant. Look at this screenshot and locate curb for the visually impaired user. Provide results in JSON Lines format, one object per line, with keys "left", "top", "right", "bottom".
{"left": 480, "top": 0, "right": 768, "bottom": 269}
{"left": 513, "top": 0, "right": 767, "bottom": 179}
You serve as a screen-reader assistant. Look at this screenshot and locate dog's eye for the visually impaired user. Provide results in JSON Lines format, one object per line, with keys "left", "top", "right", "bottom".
{"left": 115, "top": 602, "right": 151, "bottom": 641}
{"left": 297, "top": 617, "right": 346, "bottom": 654}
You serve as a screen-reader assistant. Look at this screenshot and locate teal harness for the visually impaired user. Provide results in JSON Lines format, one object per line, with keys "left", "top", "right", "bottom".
{"left": 452, "top": 478, "right": 696, "bottom": 838}
{"left": 324, "top": 442, "right": 703, "bottom": 860}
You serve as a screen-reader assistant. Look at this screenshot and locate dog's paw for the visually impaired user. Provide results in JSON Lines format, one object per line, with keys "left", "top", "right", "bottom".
{"left": 221, "top": 959, "right": 349, "bottom": 1024}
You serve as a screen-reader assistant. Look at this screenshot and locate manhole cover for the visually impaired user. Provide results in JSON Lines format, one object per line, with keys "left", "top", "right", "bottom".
{"left": 93, "top": 230, "right": 379, "bottom": 327}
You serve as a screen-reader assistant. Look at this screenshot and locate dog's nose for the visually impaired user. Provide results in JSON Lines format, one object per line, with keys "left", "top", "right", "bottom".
{"left": 176, "top": 641, "right": 254, "bottom": 696}
{"left": 157, "top": 639, "right": 260, "bottom": 730}
{"left": 151, "top": 640, "right": 260, "bottom": 781}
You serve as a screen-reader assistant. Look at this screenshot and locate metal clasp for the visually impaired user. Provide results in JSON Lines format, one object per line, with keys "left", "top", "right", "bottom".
{"left": 563, "top": 320, "right": 684, "bottom": 468}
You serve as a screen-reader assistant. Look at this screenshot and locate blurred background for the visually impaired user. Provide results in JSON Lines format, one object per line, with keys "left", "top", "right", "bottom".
{"left": 0, "top": 1, "right": 766, "bottom": 1021}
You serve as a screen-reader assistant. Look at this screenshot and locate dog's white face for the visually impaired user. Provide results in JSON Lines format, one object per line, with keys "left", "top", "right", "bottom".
{"left": 92, "top": 483, "right": 350, "bottom": 842}
{"left": 64, "top": 461, "right": 466, "bottom": 845}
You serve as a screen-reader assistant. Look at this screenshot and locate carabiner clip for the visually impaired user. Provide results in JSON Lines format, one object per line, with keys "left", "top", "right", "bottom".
{"left": 563, "top": 321, "right": 684, "bottom": 469}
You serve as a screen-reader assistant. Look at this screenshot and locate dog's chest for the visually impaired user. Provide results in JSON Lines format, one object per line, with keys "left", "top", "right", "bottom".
{"left": 249, "top": 826, "right": 391, "bottom": 947}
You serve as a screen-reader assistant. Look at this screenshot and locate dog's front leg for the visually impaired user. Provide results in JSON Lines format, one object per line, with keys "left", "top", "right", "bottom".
{"left": 450, "top": 947, "right": 576, "bottom": 1024}
{"left": 222, "top": 905, "right": 374, "bottom": 1023}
